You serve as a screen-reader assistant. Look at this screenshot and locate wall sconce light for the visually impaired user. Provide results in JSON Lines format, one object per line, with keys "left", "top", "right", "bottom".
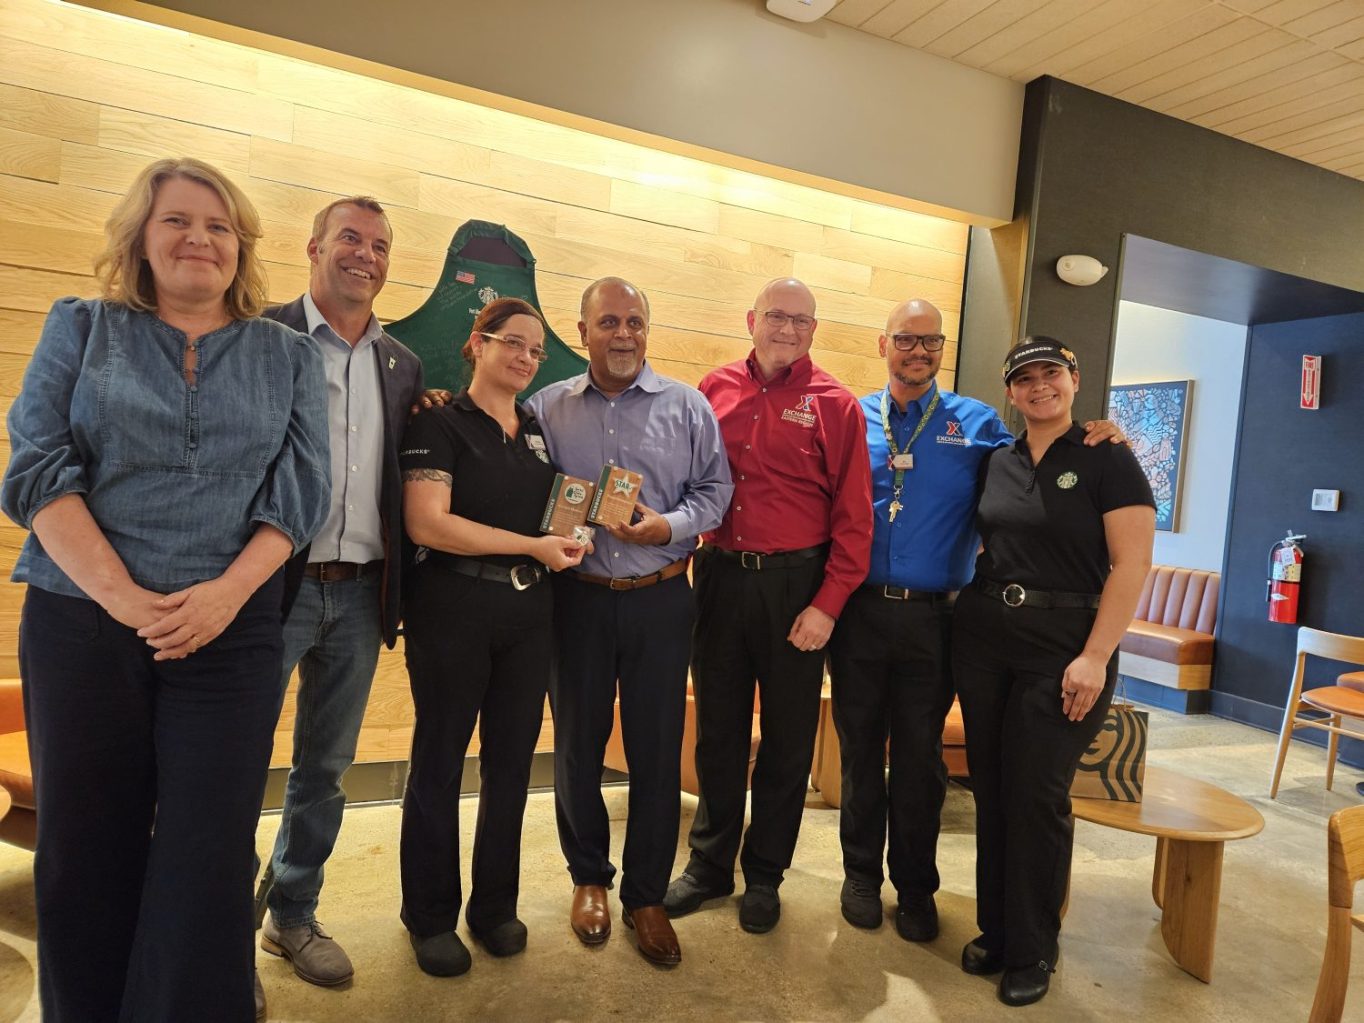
{"left": 1056, "top": 255, "right": 1109, "bottom": 286}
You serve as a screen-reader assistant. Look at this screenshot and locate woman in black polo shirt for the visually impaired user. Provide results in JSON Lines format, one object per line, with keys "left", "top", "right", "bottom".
{"left": 397, "top": 297, "right": 586, "bottom": 978}
{"left": 953, "top": 337, "right": 1154, "bottom": 1007}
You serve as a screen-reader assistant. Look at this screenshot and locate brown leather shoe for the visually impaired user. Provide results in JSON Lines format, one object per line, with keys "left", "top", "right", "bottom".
{"left": 571, "top": 885, "right": 611, "bottom": 945}
{"left": 622, "top": 904, "right": 681, "bottom": 966}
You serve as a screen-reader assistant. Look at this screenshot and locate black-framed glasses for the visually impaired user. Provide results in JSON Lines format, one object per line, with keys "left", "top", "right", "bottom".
{"left": 890, "top": 333, "right": 946, "bottom": 352}
{"left": 481, "top": 331, "right": 549, "bottom": 363}
{"left": 758, "top": 309, "right": 816, "bottom": 332}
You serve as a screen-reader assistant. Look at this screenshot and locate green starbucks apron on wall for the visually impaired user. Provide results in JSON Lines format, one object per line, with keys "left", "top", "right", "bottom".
{"left": 384, "top": 219, "right": 587, "bottom": 397}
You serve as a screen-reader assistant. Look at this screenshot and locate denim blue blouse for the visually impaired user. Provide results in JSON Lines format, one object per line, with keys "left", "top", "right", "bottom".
{"left": 2, "top": 298, "right": 332, "bottom": 598}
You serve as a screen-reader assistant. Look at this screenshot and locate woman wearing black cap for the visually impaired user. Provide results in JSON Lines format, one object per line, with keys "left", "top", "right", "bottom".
{"left": 952, "top": 336, "right": 1155, "bottom": 1007}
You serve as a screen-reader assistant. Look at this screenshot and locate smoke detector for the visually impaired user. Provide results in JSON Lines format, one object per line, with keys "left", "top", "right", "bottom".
{"left": 766, "top": 0, "right": 838, "bottom": 23}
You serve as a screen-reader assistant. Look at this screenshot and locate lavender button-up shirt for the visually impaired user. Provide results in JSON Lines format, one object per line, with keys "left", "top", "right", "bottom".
{"left": 525, "top": 363, "right": 733, "bottom": 578}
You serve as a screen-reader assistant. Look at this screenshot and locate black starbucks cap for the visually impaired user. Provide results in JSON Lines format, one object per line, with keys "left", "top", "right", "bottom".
{"left": 1001, "top": 336, "right": 1078, "bottom": 382}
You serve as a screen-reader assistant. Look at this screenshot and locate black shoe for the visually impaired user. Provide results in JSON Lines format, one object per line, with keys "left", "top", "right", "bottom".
{"left": 471, "top": 918, "right": 527, "bottom": 957}
{"left": 739, "top": 884, "right": 781, "bottom": 934}
{"left": 663, "top": 871, "right": 734, "bottom": 918}
{"left": 998, "top": 961, "right": 1056, "bottom": 1007}
{"left": 894, "top": 893, "right": 938, "bottom": 942}
{"left": 961, "top": 935, "right": 1006, "bottom": 976}
{"left": 840, "top": 878, "right": 883, "bottom": 929}
{"left": 408, "top": 930, "right": 472, "bottom": 977}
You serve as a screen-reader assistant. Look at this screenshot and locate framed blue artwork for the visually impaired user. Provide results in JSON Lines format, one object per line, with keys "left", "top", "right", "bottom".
{"left": 1107, "top": 380, "right": 1192, "bottom": 532}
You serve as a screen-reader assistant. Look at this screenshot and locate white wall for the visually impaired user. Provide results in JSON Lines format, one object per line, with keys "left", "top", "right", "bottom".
{"left": 104, "top": 0, "right": 1024, "bottom": 224}
{"left": 1110, "top": 302, "right": 1248, "bottom": 572}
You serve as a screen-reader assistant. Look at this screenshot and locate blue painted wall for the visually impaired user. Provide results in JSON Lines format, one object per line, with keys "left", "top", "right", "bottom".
{"left": 1213, "top": 311, "right": 1364, "bottom": 764}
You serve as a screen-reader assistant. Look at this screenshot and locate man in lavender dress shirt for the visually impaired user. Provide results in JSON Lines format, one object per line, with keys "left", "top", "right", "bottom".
{"left": 525, "top": 277, "right": 732, "bottom": 967}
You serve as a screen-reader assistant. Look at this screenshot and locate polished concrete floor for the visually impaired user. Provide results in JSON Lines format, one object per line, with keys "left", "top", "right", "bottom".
{"left": 1, "top": 708, "right": 1362, "bottom": 1022}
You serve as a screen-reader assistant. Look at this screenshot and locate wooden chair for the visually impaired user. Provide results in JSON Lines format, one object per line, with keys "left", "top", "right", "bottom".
{"left": 1270, "top": 628, "right": 1364, "bottom": 798}
{"left": 1310, "top": 805, "right": 1364, "bottom": 1022}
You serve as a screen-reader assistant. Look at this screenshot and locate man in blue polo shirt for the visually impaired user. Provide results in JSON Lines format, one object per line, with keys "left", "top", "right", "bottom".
{"left": 829, "top": 298, "right": 1119, "bottom": 943}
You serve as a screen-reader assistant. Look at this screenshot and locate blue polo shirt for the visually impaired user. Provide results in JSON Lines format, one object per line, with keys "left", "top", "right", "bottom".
{"left": 862, "top": 382, "right": 1013, "bottom": 592}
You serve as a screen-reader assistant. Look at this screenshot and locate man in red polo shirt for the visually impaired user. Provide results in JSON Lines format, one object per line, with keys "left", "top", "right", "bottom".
{"left": 664, "top": 277, "right": 873, "bottom": 933}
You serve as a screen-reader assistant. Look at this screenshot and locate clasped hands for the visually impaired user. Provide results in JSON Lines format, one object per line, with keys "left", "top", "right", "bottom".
{"left": 107, "top": 576, "right": 252, "bottom": 662}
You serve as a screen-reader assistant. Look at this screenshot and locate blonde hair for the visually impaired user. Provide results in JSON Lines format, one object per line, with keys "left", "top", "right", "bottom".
{"left": 93, "top": 157, "right": 269, "bottom": 319}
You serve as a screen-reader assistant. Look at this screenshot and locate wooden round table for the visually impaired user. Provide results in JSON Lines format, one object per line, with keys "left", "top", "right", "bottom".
{"left": 1071, "top": 765, "right": 1264, "bottom": 982}
{"left": 1338, "top": 670, "right": 1364, "bottom": 692}
{"left": 0, "top": 787, "right": 11, "bottom": 828}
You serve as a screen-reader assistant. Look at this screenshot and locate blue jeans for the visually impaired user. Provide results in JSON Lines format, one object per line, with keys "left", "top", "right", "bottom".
{"left": 266, "top": 574, "right": 382, "bottom": 927}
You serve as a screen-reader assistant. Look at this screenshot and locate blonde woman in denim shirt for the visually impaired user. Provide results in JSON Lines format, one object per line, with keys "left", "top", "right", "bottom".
{"left": 1, "top": 158, "right": 330, "bottom": 1023}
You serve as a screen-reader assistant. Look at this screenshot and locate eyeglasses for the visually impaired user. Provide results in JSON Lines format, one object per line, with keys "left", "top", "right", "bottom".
{"left": 758, "top": 309, "right": 816, "bottom": 332}
{"left": 890, "top": 333, "right": 947, "bottom": 352}
{"left": 481, "top": 331, "right": 549, "bottom": 363}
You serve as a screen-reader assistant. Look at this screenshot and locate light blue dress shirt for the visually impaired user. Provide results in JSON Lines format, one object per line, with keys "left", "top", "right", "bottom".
{"left": 301, "top": 292, "right": 385, "bottom": 565}
{"left": 526, "top": 363, "right": 733, "bottom": 578}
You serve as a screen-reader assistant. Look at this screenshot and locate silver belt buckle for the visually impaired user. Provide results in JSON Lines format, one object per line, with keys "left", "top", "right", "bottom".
{"left": 1002, "top": 583, "right": 1027, "bottom": 608}
{"left": 510, "top": 564, "right": 539, "bottom": 591}
{"left": 740, "top": 551, "right": 763, "bottom": 570}
{"left": 882, "top": 586, "right": 910, "bottom": 601}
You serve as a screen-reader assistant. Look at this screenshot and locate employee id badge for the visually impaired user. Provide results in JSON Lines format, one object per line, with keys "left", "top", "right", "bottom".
{"left": 890, "top": 453, "right": 914, "bottom": 470}
{"left": 526, "top": 434, "right": 547, "bottom": 451}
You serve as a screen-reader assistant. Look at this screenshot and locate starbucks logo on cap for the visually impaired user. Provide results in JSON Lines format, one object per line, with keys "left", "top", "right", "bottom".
{"left": 1056, "top": 471, "right": 1079, "bottom": 490}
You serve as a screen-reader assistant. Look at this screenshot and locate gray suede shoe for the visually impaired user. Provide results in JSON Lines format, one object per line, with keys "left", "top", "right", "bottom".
{"left": 261, "top": 917, "right": 354, "bottom": 986}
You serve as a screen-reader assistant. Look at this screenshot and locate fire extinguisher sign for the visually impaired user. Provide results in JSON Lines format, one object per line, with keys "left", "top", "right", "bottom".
{"left": 1301, "top": 355, "right": 1321, "bottom": 410}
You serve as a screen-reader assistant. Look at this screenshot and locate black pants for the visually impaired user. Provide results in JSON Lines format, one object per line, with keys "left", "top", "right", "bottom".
{"left": 399, "top": 565, "right": 552, "bottom": 937}
{"left": 951, "top": 585, "right": 1115, "bottom": 968}
{"left": 827, "top": 588, "right": 955, "bottom": 898}
{"left": 685, "top": 546, "right": 827, "bottom": 888}
{"left": 550, "top": 573, "right": 692, "bottom": 908}
{"left": 21, "top": 577, "right": 285, "bottom": 1023}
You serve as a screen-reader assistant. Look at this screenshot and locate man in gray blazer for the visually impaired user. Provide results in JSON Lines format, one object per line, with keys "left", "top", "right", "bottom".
{"left": 258, "top": 197, "right": 424, "bottom": 998}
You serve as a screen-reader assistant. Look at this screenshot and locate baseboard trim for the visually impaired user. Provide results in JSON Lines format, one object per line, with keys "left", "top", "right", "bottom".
{"left": 261, "top": 752, "right": 628, "bottom": 811}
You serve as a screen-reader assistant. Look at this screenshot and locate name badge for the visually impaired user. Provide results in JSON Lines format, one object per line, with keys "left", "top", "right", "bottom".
{"left": 891, "top": 453, "right": 914, "bottom": 470}
{"left": 527, "top": 434, "right": 547, "bottom": 451}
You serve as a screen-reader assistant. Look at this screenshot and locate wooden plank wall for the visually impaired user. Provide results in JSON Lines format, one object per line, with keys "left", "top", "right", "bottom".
{"left": 0, "top": 0, "right": 968, "bottom": 766}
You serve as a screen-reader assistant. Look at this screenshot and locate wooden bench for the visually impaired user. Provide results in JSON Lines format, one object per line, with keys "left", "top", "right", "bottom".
{"left": 1071, "top": 765, "right": 1263, "bottom": 982}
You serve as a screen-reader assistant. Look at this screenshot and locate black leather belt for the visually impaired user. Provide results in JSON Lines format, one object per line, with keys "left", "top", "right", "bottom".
{"left": 441, "top": 556, "right": 546, "bottom": 591}
{"left": 704, "top": 543, "right": 827, "bottom": 570}
{"left": 976, "top": 580, "right": 1101, "bottom": 610}
{"left": 304, "top": 560, "right": 382, "bottom": 582}
{"left": 572, "top": 557, "right": 689, "bottom": 591}
{"left": 861, "top": 584, "right": 955, "bottom": 603}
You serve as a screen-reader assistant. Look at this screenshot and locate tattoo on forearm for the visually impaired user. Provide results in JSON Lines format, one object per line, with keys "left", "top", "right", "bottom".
{"left": 403, "top": 468, "right": 452, "bottom": 486}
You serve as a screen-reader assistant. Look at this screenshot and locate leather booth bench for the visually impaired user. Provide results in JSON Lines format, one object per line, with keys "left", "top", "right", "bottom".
{"left": 0, "top": 678, "right": 35, "bottom": 850}
{"left": 809, "top": 684, "right": 968, "bottom": 809}
{"left": 1118, "top": 565, "right": 1219, "bottom": 694}
{"left": 603, "top": 680, "right": 760, "bottom": 796}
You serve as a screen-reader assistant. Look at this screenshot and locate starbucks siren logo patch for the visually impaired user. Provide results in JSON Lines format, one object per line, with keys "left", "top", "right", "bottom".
{"left": 1056, "top": 471, "right": 1079, "bottom": 490}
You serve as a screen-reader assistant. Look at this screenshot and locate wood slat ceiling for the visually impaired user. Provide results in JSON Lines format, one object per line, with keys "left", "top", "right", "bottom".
{"left": 829, "top": 0, "right": 1364, "bottom": 181}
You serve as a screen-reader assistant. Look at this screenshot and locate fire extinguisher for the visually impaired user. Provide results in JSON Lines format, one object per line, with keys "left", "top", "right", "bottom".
{"left": 1267, "top": 531, "right": 1306, "bottom": 624}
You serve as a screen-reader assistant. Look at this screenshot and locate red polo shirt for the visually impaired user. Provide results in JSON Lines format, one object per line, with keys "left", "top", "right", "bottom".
{"left": 699, "top": 352, "right": 872, "bottom": 618}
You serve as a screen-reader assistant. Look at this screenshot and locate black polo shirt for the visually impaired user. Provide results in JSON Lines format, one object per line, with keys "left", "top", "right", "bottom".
{"left": 398, "top": 390, "right": 557, "bottom": 570}
{"left": 972, "top": 423, "right": 1154, "bottom": 595}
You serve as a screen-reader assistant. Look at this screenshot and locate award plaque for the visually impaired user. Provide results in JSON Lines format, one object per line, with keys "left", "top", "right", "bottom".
{"left": 541, "top": 473, "right": 596, "bottom": 538}
{"left": 588, "top": 466, "right": 644, "bottom": 527}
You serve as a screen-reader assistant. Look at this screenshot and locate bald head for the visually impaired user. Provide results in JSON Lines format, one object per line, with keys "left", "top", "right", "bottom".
{"left": 581, "top": 276, "right": 650, "bottom": 320}
{"left": 885, "top": 298, "right": 941, "bottom": 335}
{"left": 881, "top": 297, "right": 945, "bottom": 400}
{"left": 748, "top": 277, "right": 818, "bottom": 379}
{"left": 755, "top": 277, "right": 816, "bottom": 317}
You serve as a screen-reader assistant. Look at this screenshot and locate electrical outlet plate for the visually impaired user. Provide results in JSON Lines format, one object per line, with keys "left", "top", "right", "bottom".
{"left": 1311, "top": 489, "right": 1340, "bottom": 512}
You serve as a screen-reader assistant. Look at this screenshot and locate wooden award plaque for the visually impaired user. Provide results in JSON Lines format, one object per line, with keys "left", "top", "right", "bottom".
{"left": 541, "top": 473, "right": 596, "bottom": 538}
{"left": 588, "top": 466, "right": 644, "bottom": 527}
